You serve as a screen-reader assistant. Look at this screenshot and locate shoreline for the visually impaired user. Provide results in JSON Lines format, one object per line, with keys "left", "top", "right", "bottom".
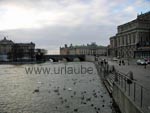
{"left": 0, "top": 61, "right": 46, "bottom": 65}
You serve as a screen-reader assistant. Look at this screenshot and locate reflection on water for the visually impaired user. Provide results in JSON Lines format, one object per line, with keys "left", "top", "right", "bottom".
{"left": 0, "top": 62, "right": 112, "bottom": 113}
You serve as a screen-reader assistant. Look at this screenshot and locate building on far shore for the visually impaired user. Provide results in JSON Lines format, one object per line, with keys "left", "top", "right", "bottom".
{"left": 0, "top": 37, "right": 47, "bottom": 62}
{"left": 0, "top": 37, "right": 14, "bottom": 61}
{"left": 35, "top": 48, "right": 47, "bottom": 61}
{"left": 0, "top": 37, "right": 35, "bottom": 61}
{"left": 60, "top": 42, "right": 107, "bottom": 56}
{"left": 11, "top": 43, "right": 35, "bottom": 61}
{"left": 108, "top": 11, "right": 150, "bottom": 58}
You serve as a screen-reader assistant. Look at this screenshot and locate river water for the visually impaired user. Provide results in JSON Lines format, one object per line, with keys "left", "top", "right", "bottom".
{"left": 0, "top": 62, "right": 112, "bottom": 113}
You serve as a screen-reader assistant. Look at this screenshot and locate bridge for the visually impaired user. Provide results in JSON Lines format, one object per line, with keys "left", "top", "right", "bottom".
{"left": 44, "top": 54, "right": 86, "bottom": 62}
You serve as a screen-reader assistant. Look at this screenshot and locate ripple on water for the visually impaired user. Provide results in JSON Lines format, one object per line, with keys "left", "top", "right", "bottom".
{"left": 0, "top": 62, "right": 112, "bottom": 113}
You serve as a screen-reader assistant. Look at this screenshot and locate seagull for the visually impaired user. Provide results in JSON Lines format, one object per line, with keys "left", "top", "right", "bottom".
{"left": 74, "top": 109, "right": 78, "bottom": 112}
{"left": 33, "top": 87, "right": 39, "bottom": 93}
{"left": 91, "top": 104, "right": 94, "bottom": 107}
{"left": 74, "top": 91, "right": 76, "bottom": 95}
{"left": 65, "top": 105, "right": 70, "bottom": 108}
{"left": 81, "top": 96, "right": 84, "bottom": 100}
{"left": 97, "top": 108, "right": 100, "bottom": 111}
{"left": 86, "top": 97, "right": 91, "bottom": 101}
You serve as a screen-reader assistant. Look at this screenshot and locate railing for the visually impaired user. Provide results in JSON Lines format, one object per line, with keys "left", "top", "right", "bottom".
{"left": 111, "top": 69, "right": 150, "bottom": 113}
{"left": 95, "top": 61, "right": 150, "bottom": 113}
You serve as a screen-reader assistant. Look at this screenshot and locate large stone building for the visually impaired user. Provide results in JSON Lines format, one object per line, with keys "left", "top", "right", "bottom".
{"left": 12, "top": 43, "right": 35, "bottom": 61}
{"left": 0, "top": 37, "right": 35, "bottom": 61}
{"left": 109, "top": 11, "right": 150, "bottom": 58}
{"left": 0, "top": 37, "right": 14, "bottom": 61}
{"left": 60, "top": 42, "right": 107, "bottom": 56}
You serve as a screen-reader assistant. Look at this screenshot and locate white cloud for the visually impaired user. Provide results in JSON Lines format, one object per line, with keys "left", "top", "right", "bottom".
{"left": 0, "top": 0, "right": 149, "bottom": 53}
{"left": 0, "top": 0, "right": 142, "bottom": 30}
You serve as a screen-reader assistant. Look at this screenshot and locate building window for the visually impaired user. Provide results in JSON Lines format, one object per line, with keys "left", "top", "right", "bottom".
{"left": 122, "top": 37, "right": 124, "bottom": 45}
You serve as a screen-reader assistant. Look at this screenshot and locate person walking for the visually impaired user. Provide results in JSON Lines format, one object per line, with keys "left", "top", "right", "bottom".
{"left": 122, "top": 60, "right": 125, "bottom": 65}
{"left": 119, "top": 60, "right": 121, "bottom": 66}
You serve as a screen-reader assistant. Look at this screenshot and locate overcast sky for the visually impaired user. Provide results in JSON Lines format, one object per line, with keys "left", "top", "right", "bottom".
{"left": 0, "top": 0, "right": 150, "bottom": 54}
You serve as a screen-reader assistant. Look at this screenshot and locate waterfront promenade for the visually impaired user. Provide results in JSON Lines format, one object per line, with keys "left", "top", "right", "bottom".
{"left": 108, "top": 59, "right": 150, "bottom": 90}
{"left": 100, "top": 57, "right": 150, "bottom": 113}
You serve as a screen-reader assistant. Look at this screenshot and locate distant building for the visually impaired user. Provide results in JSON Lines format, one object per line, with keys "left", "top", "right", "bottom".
{"left": 0, "top": 37, "right": 35, "bottom": 61}
{"left": 0, "top": 37, "right": 14, "bottom": 61}
{"left": 12, "top": 43, "right": 35, "bottom": 61}
{"left": 109, "top": 11, "right": 150, "bottom": 58}
{"left": 60, "top": 44, "right": 69, "bottom": 55}
{"left": 60, "top": 42, "right": 107, "bottom": 56}
{"left": 35, "top": 48, "right": 47, "bottom": 61}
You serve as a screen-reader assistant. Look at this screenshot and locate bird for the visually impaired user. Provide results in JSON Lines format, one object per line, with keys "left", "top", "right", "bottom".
{"left": 91, "top": 104, "right": 94, "bottom": 107}
{"left": 97, "top": 108, "right": 100, "bottom": 111}
{"left": 83, "top": 102, "right": 87, "bottom": 104}
{"left": 81, "top": 96, "right": 84, "bottom": 100}
{"left": 74, "top": 91, "right": 76, "bottom": 95}
{"left": 65, "top": 105, "right": 70, "bottom": 108}
{"left": 33, "top": 87, "right": 39, "bottom": 93}
{"left": 74, "top": 109, "right": 78, "bottom": 112}
{"left": 64, "top": 99, "right": 67, "bottom": 102}
{"left": 86, "top": 97, "right": 91, "bottom": 101}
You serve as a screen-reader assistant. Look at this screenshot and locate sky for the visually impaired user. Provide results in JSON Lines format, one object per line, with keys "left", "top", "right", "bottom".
{"left": 0, "top": 0, "right": 150, "bottom": 54}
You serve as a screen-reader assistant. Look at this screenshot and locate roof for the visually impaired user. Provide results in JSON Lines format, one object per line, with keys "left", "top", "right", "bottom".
{"left": 0, "top": 37, "right": 14, "bottom": 45}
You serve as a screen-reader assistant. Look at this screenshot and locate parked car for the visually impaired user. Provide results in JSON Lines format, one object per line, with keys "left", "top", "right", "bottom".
{"left": 112, "top": 57, "right": 118, "bottom": 61}
{"left": 136, "top": 59, "right": 147, "bottom": 65}
{"left": 144, "top": 58, "right": 150, "bottom": 64}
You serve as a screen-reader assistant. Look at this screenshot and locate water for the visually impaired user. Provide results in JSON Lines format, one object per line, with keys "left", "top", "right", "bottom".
{"left": 0, "top": 62, "right": 112, "bottom": 113}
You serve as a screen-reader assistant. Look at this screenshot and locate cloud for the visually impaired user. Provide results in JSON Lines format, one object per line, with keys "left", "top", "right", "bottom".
{"left": 0, "top": 0, "right": 142, "bottom": 30}
{"left": 0, "top": 0, "right": 150, "bottom": 54}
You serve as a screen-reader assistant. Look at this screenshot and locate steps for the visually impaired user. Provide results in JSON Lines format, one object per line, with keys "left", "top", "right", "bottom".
{"left": 103, "top": 73, "right": 115, "bottom": 95}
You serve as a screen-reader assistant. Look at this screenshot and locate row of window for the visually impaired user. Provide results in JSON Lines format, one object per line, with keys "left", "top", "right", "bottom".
{"left": 69, "top": 49, "right": 106, "bottom": 55}
{"left": 117, "top": 33, "right": 136, "bottom": 46}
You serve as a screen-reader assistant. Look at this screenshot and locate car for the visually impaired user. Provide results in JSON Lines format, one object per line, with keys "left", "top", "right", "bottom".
{"left": 112, "top": 57, "right": 118, "bottom": 61}
{"left": 144, "top": 58, "right": 150, "bottom": 64}
{"left": 136, "top": 59, "right": 147, "bottom": 65}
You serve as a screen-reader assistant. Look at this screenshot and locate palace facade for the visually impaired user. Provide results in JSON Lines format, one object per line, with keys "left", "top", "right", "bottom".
{"left": 109, "top": 11, "right": 150, "bottom": 58}
{"left": 0, "top": 37, "right": 35, "bottom": 61}
{"left": 60, "top": 42, "right": 107, "bottom": 56}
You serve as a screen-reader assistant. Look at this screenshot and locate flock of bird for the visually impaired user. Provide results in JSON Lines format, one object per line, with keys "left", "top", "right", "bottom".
{"left": 33, "top": 76, "right": 112, "bottom": 113}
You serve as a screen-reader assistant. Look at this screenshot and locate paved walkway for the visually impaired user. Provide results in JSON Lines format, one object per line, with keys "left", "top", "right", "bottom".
{"left": 108, "top": 60, "right": 150, "bottom": 89}
{"left": 106, "top": 59, "right": 150, "bottom": 113}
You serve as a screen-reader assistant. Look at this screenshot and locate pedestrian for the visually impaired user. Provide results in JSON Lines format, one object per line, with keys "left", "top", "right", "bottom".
{"left": 101, "top": 61, "right": 103, "bottom": 66}
{"left": 98, "top": 61, "right": 100, "bottom": 65}
{"left": 106, "top": 64, "right": 109, "bottom": 74}
{"left": 144, "top": 63, "right": 147, "bottom": 69}
{"left": 122, "top": 60, "right": 125, "bottom": 65}
{"left": 111, "top": 65, "right": 115, "bottom": 73}
{"left": 127, "top": 71, "right": 133, "bottom": 84}
{"left": 119, "top": 60, "right": 121, "bottom": 66}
